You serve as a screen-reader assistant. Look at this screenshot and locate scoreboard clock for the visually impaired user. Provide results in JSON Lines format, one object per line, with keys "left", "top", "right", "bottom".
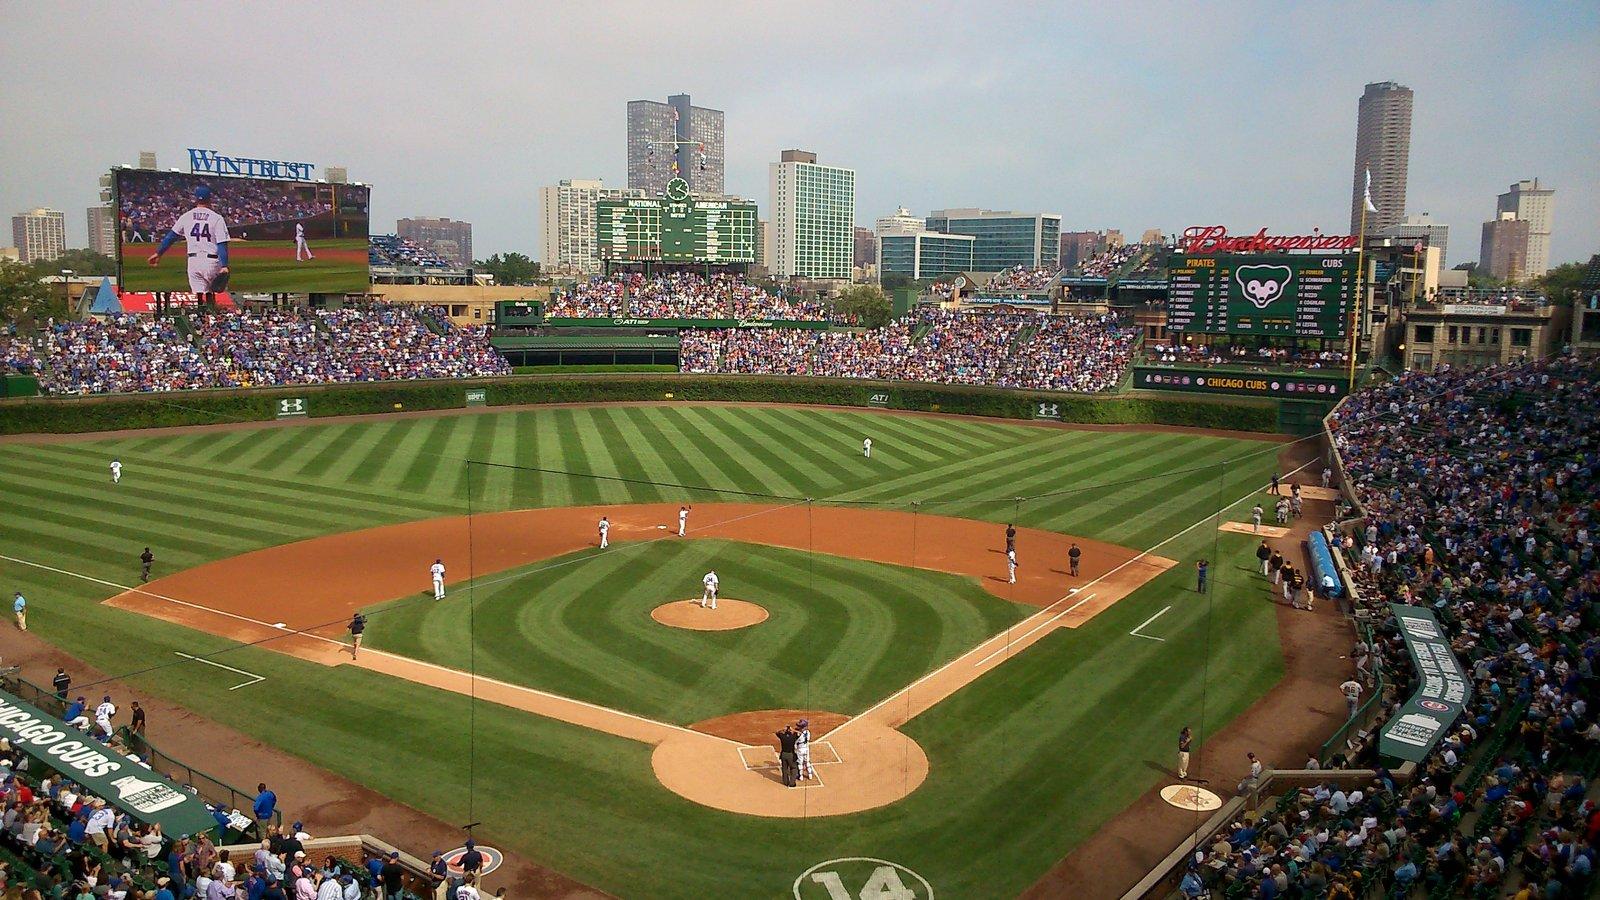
{"left": 598, "top": 185, "right": 756, "bottom": 264}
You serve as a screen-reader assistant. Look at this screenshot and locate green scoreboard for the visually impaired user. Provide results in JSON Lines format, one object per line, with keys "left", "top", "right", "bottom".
{"left": 598, "top": 178, "right": 756, "bottom": 264}
{"left": 1166, "top": 252, "right": 1355, "bottom": 338}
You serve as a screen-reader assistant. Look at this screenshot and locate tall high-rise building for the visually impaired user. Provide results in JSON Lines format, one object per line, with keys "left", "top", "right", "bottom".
{"left": 539, "top": 179, "right": 645, "bottom": 276}
{"left": 11, "top": 208, "right": 66, "bottom": 264}
{"left": 1378, "top": 213, "right": 1450, "bottom": 265}
{"left": 854, "top": 227, "right": 877, "bottom": 268}
{"left": 1480, "top": 213, "right": 1531, "bottom": 282}
{"left": 1059, "top": 231, "right": 1107, "bottom": 270}
{"left": 87, "top": 206, "right": 116, "bottom": 257}
{"left": 627, "top": 94, "right": 725, "bottom": 197}
{"left": 1495, "top": 179, "right": 1555, "bottom": 276}
{"left": 768, "top": 150, "right": 855, "bottom": 280}
{"left": 924, "top": 208, "right": 1060, "bottom": 271}
{"left": 1350, "top": 81, "right": 1413, "bottom": 234}
{"left": 754, "top": 220, "right": 767, "bottom": 268}
{"left": 875, "top": 206, "right": 924, "bottom": 236}
{"left": 397, "top": 217, "right": 474, "bottom": 267}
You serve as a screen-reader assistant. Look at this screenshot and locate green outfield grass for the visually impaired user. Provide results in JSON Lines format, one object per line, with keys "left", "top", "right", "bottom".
{"left": 0, "top": 404, "right": 1285, "bottom": 898}
{"left": 118, "top": 237, "right": 369, "bottom": 293}
{"left": 366, "top": 540, "right": 1028, "bottom": 724}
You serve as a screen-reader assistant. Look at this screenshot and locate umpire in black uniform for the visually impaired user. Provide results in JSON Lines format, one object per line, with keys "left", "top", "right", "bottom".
{"left": 776, "top": 724, "right": 800, "bottom": 787}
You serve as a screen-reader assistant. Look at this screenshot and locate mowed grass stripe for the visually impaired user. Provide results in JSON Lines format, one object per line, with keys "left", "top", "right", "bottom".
{"left": 546, "top": 409, "right": 607, "bottom": 505}
{"left": 856, "top": 410, "right": 1014, "bottom": 460}
{"left": 585, "top": 409, "right": 667, "bottom": 505}
{"left": 622, "top": 409, "right": 748, "bottom": 500}
{"left": 726, "top": 408, "right": 876, "bottom": 490}
{"left": 695, "top": 407, "right": 823, "bottom": 496}
{"left": 187, "top": 429, "right": 268, "bottom": 466}
{"left": 334, "top": 419, "right": 410, "bottom": 486}
{"left": 666, "top": 408, "right": 806, "bottom": 498}
{"left": 565, "top": 406, "right": 643, "bottom": 506}
{"left": 753, "top": 408, "right": 904, "bottom": 483}
{"left": 789, "top": 409, "right": 944, "bottom": 466}
{"left": 395, "top": 416, "right": 457, "bottom": 497}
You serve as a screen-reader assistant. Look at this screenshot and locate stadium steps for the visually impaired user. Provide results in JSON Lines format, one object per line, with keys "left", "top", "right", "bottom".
{"left": 1006, "top": 323, "right": 1038, "bottom": 357}
{"left": 173, "top": 312, "right": 196, "bottom": 343}
{"left": 909, "top": 323, "right": 934, "bottom": 344}
{"left": 418, "top": 308, "right": 450, "bottom": 337}
{"left": 1106, "top": 246, "right": 1158, "bottom": 285}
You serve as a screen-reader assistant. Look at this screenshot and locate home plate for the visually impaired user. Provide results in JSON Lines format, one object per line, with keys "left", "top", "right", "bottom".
{"left": 1161, "top": 784, "right": 1222, "bottom": 811}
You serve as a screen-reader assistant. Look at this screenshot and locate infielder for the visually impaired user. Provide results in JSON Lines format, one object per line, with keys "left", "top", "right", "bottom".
{"left": 1007, "top": 547, "right": 1018, "bottom": 584}
{"left": 430, "top": 558, "right": 446, "bottom": 600}
{"left": 678, "top": 505, "right": 689, "bottom": 537}
{"left": 139, "top": 547, "right": 154, "bottom": 583}
{"left": 294, "top": 222, "right": 315, "bottom": 261}
{"left": 862, "top": 437, "right": 872, "bottom": 458}
{"left": 699, "top": 570, "right": 719, "bottom": 609}
{"left": 147, "top": 185, "right": 231, "bottom": 294}
{"left": 795, "top": 718, "right": 814, "bottom": 781}
{"left": 598, "top": 516, "right": 610, "bottom": 549}
{"left": 110, "top": 458, "right": 122, "bottom": 484}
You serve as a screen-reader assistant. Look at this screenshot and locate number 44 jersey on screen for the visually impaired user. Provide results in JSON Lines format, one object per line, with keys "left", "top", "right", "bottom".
{"left": 114, "top": 168, "right": 370, "bottom": 294}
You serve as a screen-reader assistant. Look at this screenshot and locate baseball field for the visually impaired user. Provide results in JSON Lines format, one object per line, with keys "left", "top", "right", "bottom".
{"left": 117, "top": 237, "right": 370, "bottom": 293}
{"left": 0, "top": 403, "right": 1292, "bottom": 897}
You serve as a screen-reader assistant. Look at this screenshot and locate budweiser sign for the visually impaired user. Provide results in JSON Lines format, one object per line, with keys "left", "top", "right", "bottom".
{"left": 1179, "top": 225, "right": 1359, "bottom": 254}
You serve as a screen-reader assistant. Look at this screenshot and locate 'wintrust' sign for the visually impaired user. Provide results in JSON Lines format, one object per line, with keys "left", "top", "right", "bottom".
{"left": 188, "top": 148, "right": 315, "bottom": 181}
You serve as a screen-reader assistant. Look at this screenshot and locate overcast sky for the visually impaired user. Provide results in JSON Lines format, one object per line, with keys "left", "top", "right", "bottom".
{"left": 3, "top": 2, "right": 1596, "bottom": 267}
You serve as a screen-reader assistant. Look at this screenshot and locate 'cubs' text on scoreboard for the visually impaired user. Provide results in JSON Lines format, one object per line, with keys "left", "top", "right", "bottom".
{"left": 1166, "top": 252, "right": 1354, "bottom": 339}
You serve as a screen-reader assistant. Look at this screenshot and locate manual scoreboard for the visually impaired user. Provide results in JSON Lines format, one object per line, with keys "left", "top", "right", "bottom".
{"left": 598, "top": 177, "right": 756, "bottom": 264}
{"left": 1166, "top": 252, "right": 1354, "bottom": 338}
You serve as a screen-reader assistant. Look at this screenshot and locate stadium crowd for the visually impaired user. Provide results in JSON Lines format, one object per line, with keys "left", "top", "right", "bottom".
{"left": 1074, "top": 243, "right": 1148, "bottom": 278}
{"left": 682, "top": 310, "right": 1137, "bottom": 392}
{"left": 1144, "top": 341, "right": 1350, "bottom": 370}
{"left": 1, "top": 305, "right": 507, "bottom": 394}
{"left": 1183, "top": 355, "right": 1600, "bottom": 898}
{"left": 544, "top": 273, "right": 828, "bottom": 321}
{"left": 118, "top": 175, "right": 330, "bottom": 243}
{"left": 369, "top": 235, "right": 455, "bottom": 269}
{"left": 984, "top": 266, "right": 1057, "bottom": 293}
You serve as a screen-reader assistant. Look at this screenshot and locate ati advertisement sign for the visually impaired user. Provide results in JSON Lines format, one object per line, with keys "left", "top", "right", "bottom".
{"left": 1379, "top": 604, "right": 1470, "bottom": 765}
{"left": 1134, "top": 367, "right": 1345, "bottom": 400}
{"left": 543, "top": 317, "right": 829, "bottom": 330}
{"left": 0, "top": 690, "right": 217, "bottom": 835}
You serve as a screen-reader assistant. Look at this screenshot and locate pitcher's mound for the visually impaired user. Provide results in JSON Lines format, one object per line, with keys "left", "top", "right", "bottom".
{"left": 651, "top": 598, "right": 768, "bottom": 631}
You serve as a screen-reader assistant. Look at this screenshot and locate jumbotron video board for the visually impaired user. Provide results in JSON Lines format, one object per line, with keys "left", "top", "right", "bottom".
{"left": 598, "top": 178, "right": 756, "bottom": 264}
{"left": 1166, "top": 252, "right": 1354, "bottom": 338}
{"left": 115, "top": 169, "right": 370, "bottom": 294}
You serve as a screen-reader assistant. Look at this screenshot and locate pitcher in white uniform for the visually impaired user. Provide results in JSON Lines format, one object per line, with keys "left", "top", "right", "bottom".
{"left": 147, "top": 185, "right": 231, "bottom": 293}
{"left": 699, "top": 570, "right": 719, "bottom": 609}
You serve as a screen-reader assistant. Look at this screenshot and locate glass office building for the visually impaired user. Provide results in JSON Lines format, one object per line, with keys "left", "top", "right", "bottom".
{"left": 879, "top": 232, "right": 975, "bottom": 279}
{"left": 769, "top": 150, "right": 856, "bottom": 279}
{"left": 924, "top": 209, "right": 1061, "bottom": 271}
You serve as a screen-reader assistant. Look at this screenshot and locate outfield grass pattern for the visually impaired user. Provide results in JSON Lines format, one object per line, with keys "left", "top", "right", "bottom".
{"left": 0, "top": 405, "right": 1284, "bottom": 898}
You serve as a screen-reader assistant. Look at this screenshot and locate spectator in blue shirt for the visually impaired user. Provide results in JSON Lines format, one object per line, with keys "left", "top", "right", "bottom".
{"left": 254, "top": 783, "right": 277, "bottom": 822}
{"left": 67, "top": 811, "right": 89, "bottom": 845}
{"left": 154, "top": 877, "right": 176, "bottom": 900}
{"left": 1179, "top": 869, "right": 1205, "bottom": 898}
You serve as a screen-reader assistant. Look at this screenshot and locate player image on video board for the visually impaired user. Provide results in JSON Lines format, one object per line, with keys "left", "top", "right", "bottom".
{"left": 115, "top": 169, "right": 370, "bottom": 293}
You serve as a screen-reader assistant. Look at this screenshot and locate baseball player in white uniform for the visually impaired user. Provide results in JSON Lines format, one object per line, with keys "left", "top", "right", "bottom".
{"left": 294, "top": 222, "right": 314, "bottom": 261}
{"left": 700, "top": 570, "right": 719, "bottom": 609}
{"left": 109, "top": 458, "right": 122, "bottom": 484}
{"left": 795, "top": 718, "right": 813, "bottom": 780}
{"left": 1007, "top": 547, "right": 1018, "bottom": 584}
{"left": 94, "top": 695, "right": 116, "bottom": 736}
{"left": 1251, "top": 504, "right": 1263, "bottom": 533}
{"left": 862, "top": 437, "right": 872, "bottom": 458}
{"left": 678, "top": 505, "right": 689, "bottom": 537}
{"left": 147, "top": 185, "right": 231, "bottom": 294}
{"left": 430, "top": 558, "right": 446, "bottom": 600}
{"left": 598, "top": 516, "right": 610, "bottom": 549}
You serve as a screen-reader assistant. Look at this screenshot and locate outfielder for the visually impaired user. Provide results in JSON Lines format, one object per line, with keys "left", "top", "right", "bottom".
{"left": 678, "top": 505, "right": 689, "bottom": 537}
{"left": 862, "top": 437, "right": 872, "bottom": 458}
{"left": 598, "top": 516, "right": 610, "bottom": 549}
{"left": 795, "top": 718, "right": 814, "bottom": 780}
{"left": 430, "top": 558, "right": 446, "bottom": 600}
{"left": 699, "top": 570, "right": 719, "bottom": 609}
{"left": 110, "top": 458, "right": 122, "bottom": 484}
{"left": 294, "top": 222, "right": 315, "bottom": 261}
{"left": 147, "top": 185, "right": 231, "bottom": 294}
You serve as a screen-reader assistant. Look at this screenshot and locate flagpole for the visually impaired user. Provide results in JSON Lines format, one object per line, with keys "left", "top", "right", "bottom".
{"left": 1348, "top": 192, "right": 1369, "bottom": 394}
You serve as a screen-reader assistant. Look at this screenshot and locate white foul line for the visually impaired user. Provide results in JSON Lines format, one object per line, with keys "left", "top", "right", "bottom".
{"left": 173, "top": 652, "right": 266, "bottom": 690}
{"left": 1129, "top": 605, "right": 1172, "bottom": 642}
{"left": 834, "top": 458, "right": 1316, "bottom": 735}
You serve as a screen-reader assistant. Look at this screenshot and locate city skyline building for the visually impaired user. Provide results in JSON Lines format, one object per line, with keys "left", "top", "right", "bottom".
{"left": 1480, "top": 213, "right": 1531, "bottom": 281}
{"left": 86, "top": 206, "right": 115, "bottom": 257}
{"left": 925, "top": 208, "right": 1060, "bottom": 271}
{"left": 1495, "top": 179, "right": 1555, "bottom": 276}
{"left": 1350, "top": 80, "right": 1413, "bottom": 234}
{"left": 878, "top": 231, "right": 975, "bottom": 280}
{"left": 769, "top": 150, "right": 855, "bottom": 279}
{"left": 11, "top": 208, "right": 66, "bottom": 264}
{"left": 398, "top": 216, "right": 474, "bottom": 267}
{"left": 627, "top": 94, "right": 725, "bottom": 197}
{"left": 539, "top": 178, "right": 644, "bottom": 275}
